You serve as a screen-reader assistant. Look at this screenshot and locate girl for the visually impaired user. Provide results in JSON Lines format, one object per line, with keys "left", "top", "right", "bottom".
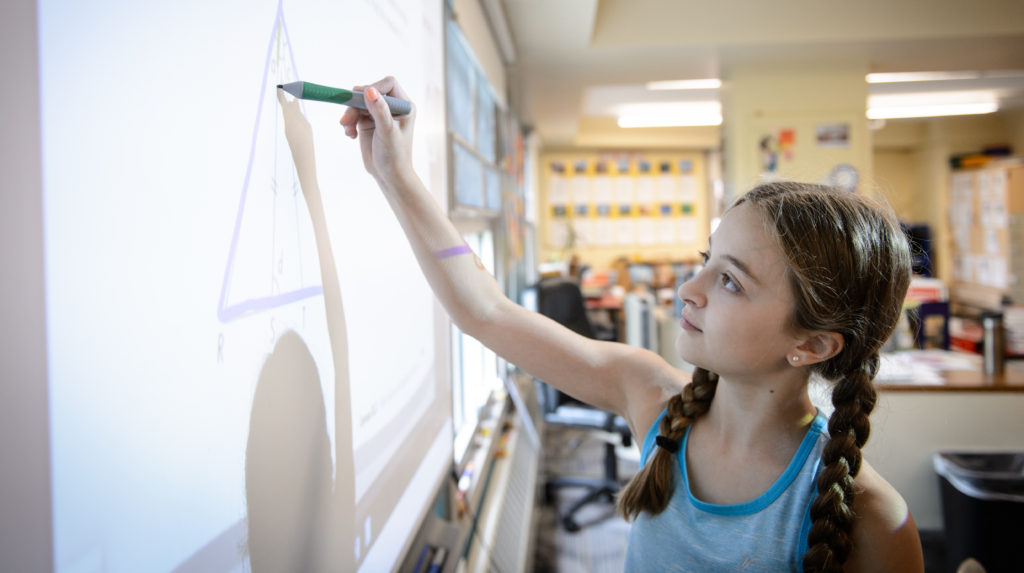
{"left": 339, "top": 77, "right": 924, "bottom": 572}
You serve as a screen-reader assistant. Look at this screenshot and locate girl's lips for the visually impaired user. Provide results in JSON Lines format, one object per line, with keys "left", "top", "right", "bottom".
{"left": 680, "top": 314, "right": 702, "bottom": 332}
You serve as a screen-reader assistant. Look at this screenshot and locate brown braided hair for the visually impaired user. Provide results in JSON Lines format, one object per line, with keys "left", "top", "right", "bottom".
{"left": 616, "top": 366, "right": 718, "bottom": 519}
{"left": 616, "top": 182, "right": 911, "bottom": 572}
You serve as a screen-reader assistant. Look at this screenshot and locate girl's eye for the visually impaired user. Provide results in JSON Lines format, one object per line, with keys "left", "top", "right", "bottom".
{"left": 699, "top": 250, "right": 740, "bottom": 293}
{"left": 720, "top": 273, "right": 740, "bottom": 293}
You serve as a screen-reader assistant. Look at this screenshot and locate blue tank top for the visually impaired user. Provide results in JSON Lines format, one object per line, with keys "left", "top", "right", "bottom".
{"left": 624, "top": 409, "right": 829, "bottom": 572}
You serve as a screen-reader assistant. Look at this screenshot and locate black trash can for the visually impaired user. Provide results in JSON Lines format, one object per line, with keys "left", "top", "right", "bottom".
{"left": 933, "top": 451, "right": 1024, "bottom": 573}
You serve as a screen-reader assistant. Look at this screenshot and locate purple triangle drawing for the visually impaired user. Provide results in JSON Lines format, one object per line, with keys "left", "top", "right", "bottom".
{"left": 218, "top": 1, "right": 322, "bottom": 323}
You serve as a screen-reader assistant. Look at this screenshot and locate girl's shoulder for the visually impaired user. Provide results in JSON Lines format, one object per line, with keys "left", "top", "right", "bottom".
{"left": 845, "top": 460, "right": 924, "bottom": 572}
{"left": 621, "top": 356, "right": 689, "bottom": 440}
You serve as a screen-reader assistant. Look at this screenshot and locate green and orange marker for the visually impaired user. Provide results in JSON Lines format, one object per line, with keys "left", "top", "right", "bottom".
{"left": 277, "top": 81, "right": 412, "bottom": 115}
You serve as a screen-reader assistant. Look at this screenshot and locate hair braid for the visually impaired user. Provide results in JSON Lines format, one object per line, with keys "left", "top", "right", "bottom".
{"left": 617, "top": 367, "right": 718, "bottom": 520}
{"left": 802, "top": 352, "right": 879, "bottom": 572}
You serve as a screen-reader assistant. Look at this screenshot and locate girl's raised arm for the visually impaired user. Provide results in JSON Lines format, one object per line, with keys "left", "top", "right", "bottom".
{"left": 339, "top": 76, "right": 683, "bottom": 432}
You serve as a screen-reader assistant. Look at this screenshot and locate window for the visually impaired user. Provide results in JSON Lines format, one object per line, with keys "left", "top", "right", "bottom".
{"left": 446, "top": 19, "right": 499, "bottom": 214}
{"left": 445, "top": 10, "right": 535, "bottom": 465}
{"left": 451, "top": 230, "right": 502, "bottom": 460}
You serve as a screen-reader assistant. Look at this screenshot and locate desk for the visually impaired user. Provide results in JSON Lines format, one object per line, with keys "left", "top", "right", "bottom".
{"left": 862, "top": 351, "right": 1024, "bottom": 531}
{"left": 876, "top": 350, "right": 1024, "bottom": 392}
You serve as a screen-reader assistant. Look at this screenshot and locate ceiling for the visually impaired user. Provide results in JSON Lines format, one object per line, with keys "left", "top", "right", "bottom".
{"left": 494, "top": 0, "right": 1024, "bottom": 147}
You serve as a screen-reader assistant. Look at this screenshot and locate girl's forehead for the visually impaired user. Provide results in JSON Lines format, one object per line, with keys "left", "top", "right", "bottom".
{"left": 711, "top": 204, "right": 790, "bottom": 284}
{"left": 712, "top": 203, "right": 772, "bottom": 247}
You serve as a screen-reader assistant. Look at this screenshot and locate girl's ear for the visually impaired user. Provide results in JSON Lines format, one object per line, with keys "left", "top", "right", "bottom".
{"left": 792, "top": 331, "right": 844, "bottom": 366}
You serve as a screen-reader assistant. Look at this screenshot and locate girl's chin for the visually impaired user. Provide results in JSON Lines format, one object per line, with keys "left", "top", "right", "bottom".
{"left": 673, "top": 341, "right": 705, "bottom": 370}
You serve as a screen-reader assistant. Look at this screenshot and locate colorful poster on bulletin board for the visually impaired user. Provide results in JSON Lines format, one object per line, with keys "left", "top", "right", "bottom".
{"left": 541, "top": 153, "right": 707, "bottom": 265}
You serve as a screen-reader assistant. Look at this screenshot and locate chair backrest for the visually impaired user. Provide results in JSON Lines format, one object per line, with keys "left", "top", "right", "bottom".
{"left": 536, "top": 277, "right": 595, "bottom": 339}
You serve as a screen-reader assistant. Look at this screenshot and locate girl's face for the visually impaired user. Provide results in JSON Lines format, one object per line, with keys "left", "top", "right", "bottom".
{"left": 675, "top": 202, "right": 802, "bottom": 379}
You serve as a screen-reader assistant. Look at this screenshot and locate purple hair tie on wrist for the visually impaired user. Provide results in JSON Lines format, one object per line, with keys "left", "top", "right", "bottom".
{"left": 655, "top": 435, "right": 679, "bottom": 454}
{"left": 434, "top": 244, "right": 473, "bottom": 259}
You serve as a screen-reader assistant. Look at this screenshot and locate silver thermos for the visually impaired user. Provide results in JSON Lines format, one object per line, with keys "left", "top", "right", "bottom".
{"left": 981, "top": 312, "right": 1005, "bottom": 375}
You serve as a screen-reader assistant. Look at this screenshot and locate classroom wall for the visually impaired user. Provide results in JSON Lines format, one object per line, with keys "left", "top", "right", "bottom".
{"left": 866, "top": 391, "right": 1024, "bottom": 531}
{"left": 873, "top": 148, "right": 923, "bottom": 223}
{"left": 871, "top": 113, "right": 1017, "bottom": 283}
{"left": 872, "top": 120, "right": 929, "bottom": 224}
{"left": 0, "top": 0, "right": 52, "bottom": 570}
{"left": 572, "top": 118, "right": 720, "bottom": 150}
{"left": 1008, "top": 107, "right": 1024, "bottom": 159}
{"left": 724, "top": 62, "right": 872, "bottom": 203}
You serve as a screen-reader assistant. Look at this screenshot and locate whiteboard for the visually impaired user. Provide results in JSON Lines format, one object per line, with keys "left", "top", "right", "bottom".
{"left": 38, "top": 0, "right": 450, "bottom": 571}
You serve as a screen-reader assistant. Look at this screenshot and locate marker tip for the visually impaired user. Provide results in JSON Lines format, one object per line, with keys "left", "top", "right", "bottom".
{"left": 276, "top": 84, "right": 284, "bottom": 88}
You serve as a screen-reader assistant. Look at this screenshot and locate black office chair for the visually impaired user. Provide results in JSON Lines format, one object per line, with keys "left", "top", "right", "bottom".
{"left": 533, "top": 276, "right": 633, "bottom": 532}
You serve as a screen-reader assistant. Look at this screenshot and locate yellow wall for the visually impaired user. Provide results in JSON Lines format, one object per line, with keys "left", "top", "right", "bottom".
{"left": 1006, "top": 107, "right": 1024, "bottom": 160}
{"left": 572, "top": 117, "right": 720, "bottom": 150}
{"left": 873, "top": 148, "right": 922, "bottom": 221}
{"left": 724, "top": 62, "right": 872, "bottom": 202}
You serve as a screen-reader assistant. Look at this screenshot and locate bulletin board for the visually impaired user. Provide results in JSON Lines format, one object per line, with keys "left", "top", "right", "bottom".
{"left": 949, "top": 163, "right": 1024, "bottom": 308}
{"left": 539, "top": 151, "right": 709, "bottom": 268}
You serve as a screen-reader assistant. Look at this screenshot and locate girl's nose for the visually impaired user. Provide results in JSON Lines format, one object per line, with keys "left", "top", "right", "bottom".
{"left": 677, "top": 272, "right": 706, "bottom": 308}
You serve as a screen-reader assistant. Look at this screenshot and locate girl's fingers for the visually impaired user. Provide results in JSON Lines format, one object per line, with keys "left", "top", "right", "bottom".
{"left": 379, "top": 76, "right": 410, "bottom": 102}
{"left": 368, "top": 76, "right": 397, "bottom": 98}
{"left": 371, "top": 76, "right": 415, "bottom": 127}
{"left": 364, "top": 86, "right": 399, "bottom": 138}
{"left": 339, "top": 109, "right": 356, "bottom": 137}
{"left": 340, "top": 108, "right": 372, "bottom": 139}
{"left": 340, "top": 77, "right": 414, "bottom": 139}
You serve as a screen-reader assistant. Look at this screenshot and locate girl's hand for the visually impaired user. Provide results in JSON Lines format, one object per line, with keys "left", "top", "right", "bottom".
{"left": 339, "top": 76, "right": 416, "bottom": 191}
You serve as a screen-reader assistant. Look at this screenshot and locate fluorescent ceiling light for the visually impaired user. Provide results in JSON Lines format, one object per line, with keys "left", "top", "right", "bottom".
{"left": 617, "top": 101, "right": 722, "bottom": 127}
{"left": 867, "top": 71, "right": 980, "bottom": 83}
{"left": 867, "top": 102, "right": 998, "bottom": 119}
{"left": 646, "top": 79, "right": 722, "bottom": 91}
{"left": 619, "top": 115, "right": 723, "bottom": 127}
{"left": 866, "top": 91, "right": 999, "bottom": 118}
